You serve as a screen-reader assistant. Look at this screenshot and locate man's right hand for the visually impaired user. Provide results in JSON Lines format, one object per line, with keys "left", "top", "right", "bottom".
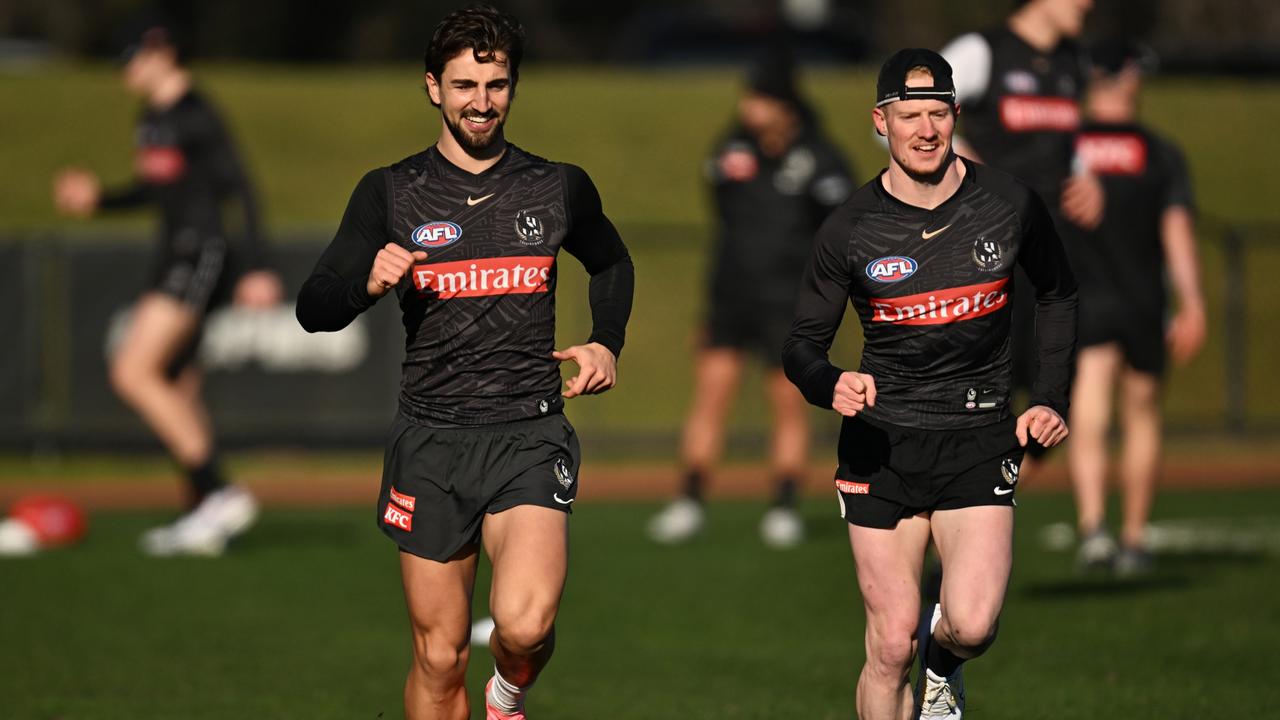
{"left": 833, "top": 371, "right": 876, "bottom": 417}
{"left": 366, "top": 243, "right": 427, "bottom": 298}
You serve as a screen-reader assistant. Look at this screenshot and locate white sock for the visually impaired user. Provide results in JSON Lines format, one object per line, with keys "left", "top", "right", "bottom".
{"left": 487, "top": 668, "right": 527, "bottom": 713}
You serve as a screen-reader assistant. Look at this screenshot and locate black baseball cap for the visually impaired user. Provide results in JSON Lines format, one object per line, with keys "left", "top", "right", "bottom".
{"left": 875, "top": 48, "right": 956, "bottom": 108}
{"left": 116, "top": 16, "right": 184, "bottom": 65}
{"left": 746, "top": 43, "right": 802, "bottom": 106}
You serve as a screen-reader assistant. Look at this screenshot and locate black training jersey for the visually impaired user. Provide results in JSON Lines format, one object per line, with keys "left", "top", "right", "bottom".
{"left": 945, "top": 27, "right": 1087, "bottom": 209}
{"left": 706, "top": 124, "right": 854, "bottom": 308}
{"left": 99, "top": 89, "right": 266, "bottom": 269}
{"left": 783, "top": 158, "right": 1078, "bottom": 430}
{"left": 1071, "top": 122, "right": 1194, "bottom": 318}
{"left": 296, "top": 144, "right": 634, "bottom": 427}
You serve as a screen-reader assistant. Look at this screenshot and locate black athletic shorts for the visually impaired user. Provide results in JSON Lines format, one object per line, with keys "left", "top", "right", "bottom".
{"left": 704, "top": 296, "right": 792, "bottom": 366}
{"left": 834, "top": 416, "right": 1023, "bottom": 529}
{"left": 376, "top": 412, "right": 581, "bottom": 562}
{"left": 1078, "top": 292, "right": 1166, "bottom": 377}
{"left": 149, "top": 234, "right": 233, "bottom": 315}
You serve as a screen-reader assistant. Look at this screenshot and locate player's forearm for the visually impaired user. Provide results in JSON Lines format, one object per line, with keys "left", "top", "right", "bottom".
{"left": 1029, "top": 290, "right": 1079, "bottom": 416}
{"left": 296, "top": 268, "right": 376, "bottom": 332}
{"left": 1161, "top": 207, "right": 1205, "bottom": 312}
{"left": 782, "top": 338, "right": 846, "bottom": 409}
{"left": 98, "top": 182, "right": 149, "bottom": 211}
{"left": 585, "top": 253, "right": 634, "bottom": 358}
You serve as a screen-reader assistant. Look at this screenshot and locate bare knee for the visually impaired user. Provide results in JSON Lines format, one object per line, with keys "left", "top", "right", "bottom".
{"left": 412, "top": 631, "right": 470, "bottom": 682}
{"left": 865, "top": 616, "right": 916, "bottom": 679}
{"left": 492, "top": 610, "right": 555, "bottom": 657}
{"left": 938, "top": 610, "right": 999, "bottom": 656}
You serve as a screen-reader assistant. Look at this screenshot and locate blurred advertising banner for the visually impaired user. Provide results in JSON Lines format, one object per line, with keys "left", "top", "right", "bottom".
{"left": 7, "top": 237, "right": 403, "bottom": 450}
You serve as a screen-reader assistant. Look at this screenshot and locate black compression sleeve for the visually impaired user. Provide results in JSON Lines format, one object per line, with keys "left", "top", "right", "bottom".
{"left": 1017, "top": 193, "right": 1079, "bottom": 417}
{"left": 782, "top": 210, "right": 851, "bottom": 409}
{"left": 296, "top": 170, "right": 388, "bottom": 333}
{"left": 561, "top": 164, "right": 634, "bottom": 358}
{"left": 98, "top": 182, "right": 149, "bottom": 210}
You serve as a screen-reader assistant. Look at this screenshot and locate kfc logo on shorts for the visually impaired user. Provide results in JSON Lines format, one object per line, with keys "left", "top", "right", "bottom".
{"left": 411, "top": 221, "right": 463, "bottom": 249}
{"left": 389, "top": 486, "right": 416, "bottom": 513}
{"left": 383, "top": 503, "right": 413, "bottom": 531}
{"left": 866, "top": 256, "right": 919, "bottom": 283}
{"left": 836, "top": 479, "right": 871, "bottom": 495}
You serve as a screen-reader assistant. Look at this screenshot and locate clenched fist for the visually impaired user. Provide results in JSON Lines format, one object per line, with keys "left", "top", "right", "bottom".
{"left": 833, "top": 371, "right": 876, "bottom": 417}
{"left": 367, "top": 243, "right": 428, "bottom": 298}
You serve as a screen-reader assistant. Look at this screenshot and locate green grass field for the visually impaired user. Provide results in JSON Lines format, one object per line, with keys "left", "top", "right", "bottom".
{"left": 4, "top": 490, "right": 1279, "bottom": 719}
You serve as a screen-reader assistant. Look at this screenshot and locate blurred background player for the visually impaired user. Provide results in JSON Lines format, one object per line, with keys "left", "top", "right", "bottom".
{"left": 52, "top": 21, "right": 282, "bottom": 556}
{"left": 941, "top": 0, "right": 1101, "bottom": 476}
{"left": 1067, "top": 40, "right": 1206, "bottom": 574}
{"left": 647, "top": 47, "right": 854, "bottom": 548}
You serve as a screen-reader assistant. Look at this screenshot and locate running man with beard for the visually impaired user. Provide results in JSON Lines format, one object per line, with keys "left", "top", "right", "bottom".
{"left": 53, "top": 21, "right": 281, "bottom": 556}
{"left": 296, "top": 6, "right": 633, "bottom": 719}
{"left": 783, "top": 50, "right": 1077, "bottom": 718}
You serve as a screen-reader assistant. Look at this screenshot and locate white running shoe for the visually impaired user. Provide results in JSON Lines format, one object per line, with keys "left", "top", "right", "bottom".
{"left": 140, "top": 485, "right": 259, "bottom": 557}
{"left": 759, "top": 506, "right": 804, "bottom": 548}
{"left": 917, "top": 603, "right": 964, "bottom": 719}
{"left": 646, "top": 498, "right": 704, "bottom": 544}
{"left": 1076, "top": 527, "right": 1119, "bottom": 571}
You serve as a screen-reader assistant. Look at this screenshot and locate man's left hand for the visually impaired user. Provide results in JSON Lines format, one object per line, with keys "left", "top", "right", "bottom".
{"left": 1016, "top": 405, "right": 1068, "bottom": 448}
{"left": 234, "top": 270, "right": 284, "bottom": 309}
{"left": 553, "top": 343, "right": 617, "bottom": 398}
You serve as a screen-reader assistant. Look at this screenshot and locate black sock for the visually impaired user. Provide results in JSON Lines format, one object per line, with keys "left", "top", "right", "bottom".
{"left": 187, "top": 457, "right": 227, "bottom": 507}
{"left": 682, "top": 469, "right": 705, "bottom": 503}
{"left": 925, "top": 633, "right": 965, "bottom": 678}
{"left": 772, "top": 475, "right": 799, "bottom": 508}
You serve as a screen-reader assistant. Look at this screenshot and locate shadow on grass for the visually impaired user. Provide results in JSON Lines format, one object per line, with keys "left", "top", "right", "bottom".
{"left": 231, "top": 516, "right": 366, "bottom": 552}
{"left": 1021, "top": 548, "right": 1268, "bottom": 597}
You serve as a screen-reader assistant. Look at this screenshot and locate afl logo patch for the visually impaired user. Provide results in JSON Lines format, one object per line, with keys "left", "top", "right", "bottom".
{"left": 411, "top": 221, "right": 462, "bottom": 249}
{"left": 865, "top": 256, "right": 918, "bottom": 283}
{"left": 972, "top": 237, "right": 1004, "bottom": 271}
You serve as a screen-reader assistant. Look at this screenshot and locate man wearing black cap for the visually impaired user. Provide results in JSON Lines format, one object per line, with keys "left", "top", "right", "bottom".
{"left": 648, "top": 48, "right": 854, "bottom": 548}
{"left": 1067, "top": 41, "right": 1205, "bottom": 575}
{"left": 784, "top": 49, "right": 1077, "bottom": 719}
{"left": 53, "top": 21, "right": 281, "bottom": 556}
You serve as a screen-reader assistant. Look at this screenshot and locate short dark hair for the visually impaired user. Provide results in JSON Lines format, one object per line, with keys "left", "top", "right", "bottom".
{"left": 423, "top": 4, "right": 525, "bottom": 103}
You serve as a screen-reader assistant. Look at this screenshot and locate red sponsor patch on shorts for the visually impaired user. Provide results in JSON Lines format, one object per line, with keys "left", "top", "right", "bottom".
{"left": 383, "top": 503, "right": 413, "bottom": 531}
{"left": 836, "top": 479, "right": 871, "bottom": 495}
{"left": 389, "top": 486, "right": 416, "bottom": 512}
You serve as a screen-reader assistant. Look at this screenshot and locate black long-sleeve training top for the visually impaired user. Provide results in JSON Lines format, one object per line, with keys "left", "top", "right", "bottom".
{"left": 783, "top": 157, "right": 1078, "bottom": 430}
{"left": 100, "top": 89, "right": 267, "bottom": 269}
{"left": 297, "top": 144, "right": 634, "bottom": 427}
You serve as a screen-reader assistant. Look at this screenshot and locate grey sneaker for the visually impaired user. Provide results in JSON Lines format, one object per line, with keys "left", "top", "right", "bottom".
{"left": 1076, "top": 527, "right": 1118, "bottom": 571}
{"left": 1114, "top": 545, "right": 1153, "bottom": 577}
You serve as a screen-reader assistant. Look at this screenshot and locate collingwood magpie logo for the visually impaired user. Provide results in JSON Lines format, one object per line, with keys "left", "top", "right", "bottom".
{"left": 515, "top": 209, "right": 545, "bottom": 245}
{"left": 1000, "top": 458, "right": 1020, "bottom": 485}
{"left": 554, "top": 458, "right": 574, "bottom": 490}
{"left": 972, "top": 236, "right": 1004, "bottom": 271}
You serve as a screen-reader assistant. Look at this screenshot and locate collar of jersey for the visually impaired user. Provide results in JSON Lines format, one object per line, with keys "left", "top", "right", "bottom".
{"left": 429, "top": 143, "right": 515, "bottom": 180}
{"left": 873, "top": 155, "right": 975, "bottom": 214}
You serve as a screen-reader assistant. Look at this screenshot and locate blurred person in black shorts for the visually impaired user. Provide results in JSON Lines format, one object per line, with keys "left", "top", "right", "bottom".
{"left": 647, "top": 48, "right": 854, "bottom": 548}
{"left": 784, "top": 50, "right": 1077, "bottom": 718}
{"left": 1066, "top": 41, "right": 1205, "bottom": 574}
{"left": 52, "top": 21, "right": 282, "bottom": 556}
{"left": 296, "top": 6, "right": 634, "bottom": 719}
{"left": 942, "top": 0, "right": 1101, "bottom": 472}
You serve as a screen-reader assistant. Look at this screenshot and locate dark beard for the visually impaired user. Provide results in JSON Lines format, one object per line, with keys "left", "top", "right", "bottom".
{"left": 444, "top": 112, "right": 504, "bottom": 155}
{"left": 901, "top": 150, "right": 955, "bottom": 186}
